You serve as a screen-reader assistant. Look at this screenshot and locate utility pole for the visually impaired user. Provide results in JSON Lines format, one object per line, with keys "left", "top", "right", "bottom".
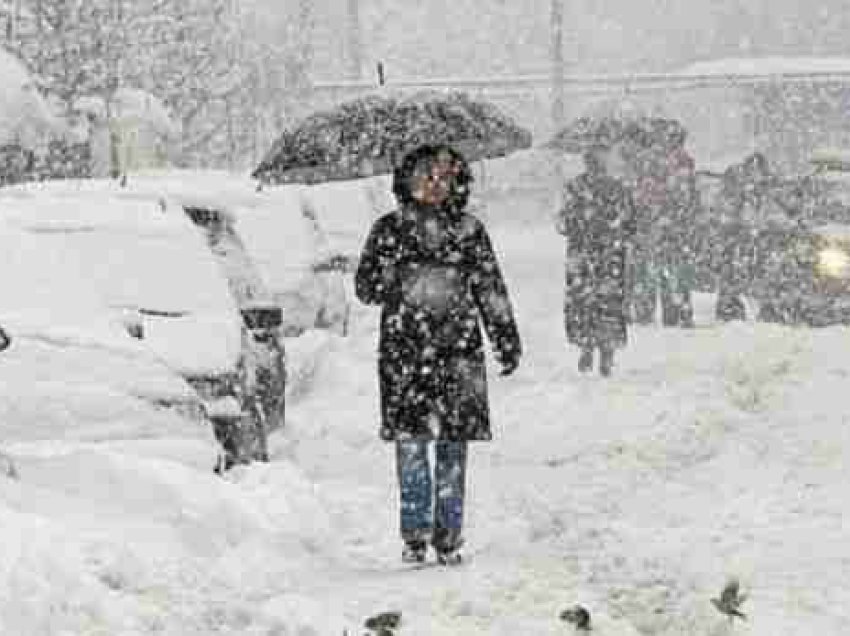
{"left": 550, "top": 0, "right": 565, "bottom": 131}
{"left": 298, "top": 0, "right": 314, "bottom": 91}
{"left": 346, "top": 0, "right": 362, "bottom": 81}
{"left": 286, "top": 0, "right": 314, "bottom": 120}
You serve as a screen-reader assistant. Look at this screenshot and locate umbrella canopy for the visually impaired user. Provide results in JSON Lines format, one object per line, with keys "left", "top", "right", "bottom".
{"left": 548, "top": 98, "right": 686, "bottom": 155}
{"left": 547, "top": 114, "right": 623, "bottom": 154}
{"left": 252, "top": 90, "right": 532, "bottom": 185}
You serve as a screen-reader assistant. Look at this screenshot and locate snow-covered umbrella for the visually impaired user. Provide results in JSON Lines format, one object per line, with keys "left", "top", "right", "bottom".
{"left": 252, "top": 90, "right": 533, "bottom": 185}
{"left": 547, "top": 114, "right": 624, "bottom": 154}
{"left": 547, "top": 97, "right": 687, "bottom": 154}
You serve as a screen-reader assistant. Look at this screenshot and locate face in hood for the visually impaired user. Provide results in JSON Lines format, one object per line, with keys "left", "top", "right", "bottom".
{"left": 392, "top": 144, "right": 473, "bottom": 216}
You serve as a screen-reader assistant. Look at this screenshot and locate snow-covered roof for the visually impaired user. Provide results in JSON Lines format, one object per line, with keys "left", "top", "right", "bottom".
{"left": 678, "top": 56, "right": 850, "bottom": 78}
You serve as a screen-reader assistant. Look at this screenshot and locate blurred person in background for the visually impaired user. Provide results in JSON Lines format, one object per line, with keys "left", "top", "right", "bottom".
{"left": 556, "top": 146, "right": 637, "bottom": 377}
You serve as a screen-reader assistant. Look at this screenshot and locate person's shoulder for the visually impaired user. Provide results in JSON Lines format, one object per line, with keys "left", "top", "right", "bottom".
{"left": 567, "top": 172, "right": 590, "bottom": 186}
{"left": 371, "top": 210, "right": 402, "bottom": 232}
{"left": 454, "top": 211, "right": 488, "bottom": 239}
{"left": 377, "top": 210, "right": 400, "bottom": 223}
{"left": 562, "top": 173, "right": 589, "bottom": 196}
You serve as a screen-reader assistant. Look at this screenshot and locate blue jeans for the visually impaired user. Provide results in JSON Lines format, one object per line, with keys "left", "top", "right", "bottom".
{"left": 395, "top": 441, "right": 467, "bottom": 546}
{"left": 631, "top": 257, "right": 695, "bottom": 326}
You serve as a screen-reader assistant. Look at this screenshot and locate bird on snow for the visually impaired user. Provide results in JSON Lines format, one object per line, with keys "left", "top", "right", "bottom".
{"left": 0, "top": 451, "right": 18, "bottom": 479}
{"left": 711, "top": 578, "right": 747, "bottom": 622}
{"left": 560, "top": 604, "right": 592, "bottom": 631}
{"left": 364, "top": 610, "right": 402, "bottom": 634}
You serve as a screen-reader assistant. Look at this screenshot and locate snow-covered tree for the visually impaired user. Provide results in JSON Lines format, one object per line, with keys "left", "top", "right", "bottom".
{"left": 0, "top": 0, "right": 296, "bottom": 169}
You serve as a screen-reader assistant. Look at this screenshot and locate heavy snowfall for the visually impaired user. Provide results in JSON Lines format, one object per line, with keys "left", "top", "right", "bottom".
{"left": 1, "top": 2, "right": 850, "bottom": 635}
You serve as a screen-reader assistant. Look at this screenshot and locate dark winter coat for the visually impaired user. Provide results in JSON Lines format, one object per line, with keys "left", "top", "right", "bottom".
{"left": 711, "top": 172, "right": 770, "bottom": 296}
{"left": 556, "top": 171, "right": 637, "bottom": 348}
{"left": 355, "top": 207, "right": 521, "bottom": 442}
{"left": 631, "top": 145, "right": 699, "bottom": 265}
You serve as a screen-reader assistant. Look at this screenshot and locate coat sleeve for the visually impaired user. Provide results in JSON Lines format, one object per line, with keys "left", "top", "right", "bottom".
{"left": 620, "top": 186, "right": 638, "bottom": 243}
{"left": 469, "top": 223, "right": 522, "bottom": 365}
{"left": 354, "top": 218, "right": 401, "bottom": 306}
{"left": 555, "top": 181, "right": 579, "bottom": 237}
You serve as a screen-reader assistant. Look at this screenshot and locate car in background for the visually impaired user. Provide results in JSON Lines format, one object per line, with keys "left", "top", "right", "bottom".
{"left": 696, "top": 149, "right": 850, "bottom": 325}
{"left": 752, "top": 151, "right": 850, "bottom": 325}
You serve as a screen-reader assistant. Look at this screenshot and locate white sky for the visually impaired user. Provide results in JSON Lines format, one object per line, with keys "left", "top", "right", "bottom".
{"left": 250, "top": 0, "right": 850, "bottom": 78}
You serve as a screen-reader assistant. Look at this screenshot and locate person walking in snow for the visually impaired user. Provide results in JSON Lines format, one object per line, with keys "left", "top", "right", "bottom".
{"left": 713, "top": 152, "right": 770, "bottom": 322}
{"left": 355, "top": 143, "right": 522, "bottom": 565}
{"left": 556, "top": 147, "right": 637, "bottom": 377}
{"left": 628, "top": 123, "right": 698, "bottom": 327}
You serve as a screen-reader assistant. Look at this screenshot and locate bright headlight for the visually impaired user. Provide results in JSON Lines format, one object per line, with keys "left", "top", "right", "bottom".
{"left": 817, "top": 247, "right": 850, "bottom": 277}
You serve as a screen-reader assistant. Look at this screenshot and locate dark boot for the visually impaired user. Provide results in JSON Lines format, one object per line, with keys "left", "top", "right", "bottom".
{"left": 661, "top": 292, "right": 680, "bottom": 327}
{"left": 436, "top": 547, "right": 463, "bottom": 566}
{"left": 578, "top": 348, "right": 593, "bottom": 373}
{"left": 402, "top": 539, "right": 427, "bottom": 564}
{"left": 679, "top": 300, "right": 695, "bottom": 328}
{"left": 432, "top": 528, "right": 463, "bottom": 566}
{"left": 716, "top": 293, "right": 747, "bottom": 322}
{"left": 598, "top": 346, "right": 614, "bottom": 377}
{"left": 633, "top": 301, "right": 656, "bottom": 325}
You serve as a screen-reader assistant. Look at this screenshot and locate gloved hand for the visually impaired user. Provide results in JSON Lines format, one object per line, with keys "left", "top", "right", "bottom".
{"left": 497, "top": 351, "right": 520, "bottom": 376}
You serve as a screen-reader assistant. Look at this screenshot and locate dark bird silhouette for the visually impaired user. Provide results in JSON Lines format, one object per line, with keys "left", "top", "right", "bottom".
{"left": 364, "top": 610, "right": 401, "bottom": 633}
{"left": 0, "top": 452, "right": 17, "bottom": 479}
{"left": 560, "top": 604, "right": 592, "bottom": 631}
{"left": 711, "top": 578, "right": 747, "bottom": 622}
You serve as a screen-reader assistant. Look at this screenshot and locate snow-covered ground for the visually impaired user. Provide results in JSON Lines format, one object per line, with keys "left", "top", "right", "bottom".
{"left": 2, "top": 155, "right": 849, "bottom": 635}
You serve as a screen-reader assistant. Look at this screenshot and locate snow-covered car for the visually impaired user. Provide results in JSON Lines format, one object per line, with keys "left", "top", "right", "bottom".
{"left": 29, "top": 170, "right": 352, "bottom": 337}
{"left": 0, "top": 190, "right": 278, "bottom": 468}
{"left": 0, "top": 222, "right": 214, "bottom": 453}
